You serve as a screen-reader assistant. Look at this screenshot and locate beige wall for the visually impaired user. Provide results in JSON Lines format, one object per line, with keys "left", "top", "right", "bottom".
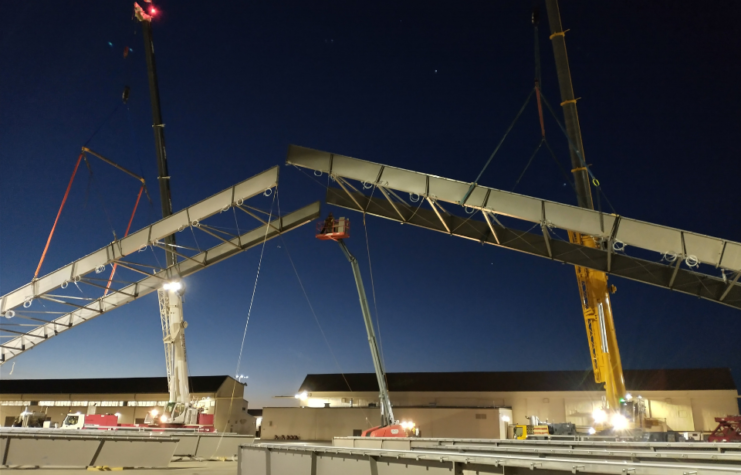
{"left": 0, "top": 383, "right": 256, "bottom": 434}
{"left": 296, "top": 389, "right": 738, "bottom": 432}
{"left": 261, "top": 407, "right": 510, "bottom": 441}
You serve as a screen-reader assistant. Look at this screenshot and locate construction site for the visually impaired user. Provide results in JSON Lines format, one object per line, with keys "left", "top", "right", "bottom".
{"left": 1, "top": 0, "right": 740, "bottom": 474}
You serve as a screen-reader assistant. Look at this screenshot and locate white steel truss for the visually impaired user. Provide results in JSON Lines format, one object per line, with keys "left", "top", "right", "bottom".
{"left": 0, "top": 166, "right": 320, "bottom": 363}
{"left": 286, "top": 145, "right": 741, "bottom": 310}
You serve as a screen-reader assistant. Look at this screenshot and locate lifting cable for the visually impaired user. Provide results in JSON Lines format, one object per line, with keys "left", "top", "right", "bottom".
{"left": 276, "top": 190, "right": 354, "bottom": 393}
{"left": 512, "top": 7, "right": 576, "bottom": 194}
{"left": 461, "top": 89, "right": 534, "bottom": 204}
{"left": 216, "top": 187, "right": 276, "bottom": 443}
{"left": 362, "top": 213, "right": 387, "bottom": 370}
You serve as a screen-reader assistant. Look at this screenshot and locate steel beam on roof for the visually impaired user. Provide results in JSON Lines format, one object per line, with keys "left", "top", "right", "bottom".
{"left": 285, "top": 145, "right": 741, "bottom": 311}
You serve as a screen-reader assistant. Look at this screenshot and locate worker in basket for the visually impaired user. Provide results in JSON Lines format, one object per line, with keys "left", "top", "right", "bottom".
{"left": 321, "top": 212, "right": 335, "bottom": 234}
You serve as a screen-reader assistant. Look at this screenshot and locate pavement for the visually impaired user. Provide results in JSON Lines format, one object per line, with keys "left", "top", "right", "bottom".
{"left": 1, "top": 461, "right": 238, "bottom": 475}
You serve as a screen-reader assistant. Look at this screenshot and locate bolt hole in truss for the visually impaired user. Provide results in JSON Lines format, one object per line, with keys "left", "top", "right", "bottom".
{"left": 285, "top": 145, "right": 741, "bottom": 310}
{"left": 0, "top": 166, "right": 321, "bottom": 364}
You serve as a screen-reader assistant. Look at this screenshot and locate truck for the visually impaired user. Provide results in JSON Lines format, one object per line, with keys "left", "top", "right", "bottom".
{"left": 61, "top": 413, "right": 119, "bottom": 430}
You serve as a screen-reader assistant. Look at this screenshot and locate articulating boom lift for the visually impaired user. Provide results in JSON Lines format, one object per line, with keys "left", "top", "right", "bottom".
{"left": 317, "top": 216, "right": 416, "bottom": 437}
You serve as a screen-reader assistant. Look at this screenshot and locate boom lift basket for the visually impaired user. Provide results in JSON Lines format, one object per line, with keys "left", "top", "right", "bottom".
{"left": 316, "top": 217, "right": 350, "bottom": 240}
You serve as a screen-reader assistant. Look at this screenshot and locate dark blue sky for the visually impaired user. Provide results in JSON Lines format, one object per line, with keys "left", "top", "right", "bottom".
{"left": 1, "top": 1, "right": 739, "bottom": 408}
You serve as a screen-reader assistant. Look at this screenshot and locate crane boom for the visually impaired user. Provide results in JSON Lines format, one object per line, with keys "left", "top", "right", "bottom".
{"left": 135, "top": 2, "right": 191, "bottom": 408}
{"left": 545, "top": 0, "right": 626, "bottom": 410}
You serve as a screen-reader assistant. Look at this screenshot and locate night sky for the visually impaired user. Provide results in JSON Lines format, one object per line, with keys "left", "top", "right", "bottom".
{"left": 1, "top": 1, "right": 740, "bottom": 409}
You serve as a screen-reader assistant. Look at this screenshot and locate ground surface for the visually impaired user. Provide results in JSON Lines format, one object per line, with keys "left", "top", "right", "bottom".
{"left": 2, "top": 461, "right": 237, "bottom": 474}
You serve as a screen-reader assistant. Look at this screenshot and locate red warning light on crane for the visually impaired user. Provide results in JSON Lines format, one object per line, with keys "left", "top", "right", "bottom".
{"left": 150, "top": 7, "right": 157, "bottom": 15}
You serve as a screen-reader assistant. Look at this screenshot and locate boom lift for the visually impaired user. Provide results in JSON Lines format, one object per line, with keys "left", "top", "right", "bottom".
{"left": 317, "top": 216, "right": 416, "bottom": 437}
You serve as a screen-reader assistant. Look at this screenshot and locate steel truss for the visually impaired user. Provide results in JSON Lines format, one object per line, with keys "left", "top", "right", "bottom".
{"left": 286, "top": 145, "right": 741, "bottom": 311}
{"left": 0, "top": 166, "right": 320, "bottom": 363}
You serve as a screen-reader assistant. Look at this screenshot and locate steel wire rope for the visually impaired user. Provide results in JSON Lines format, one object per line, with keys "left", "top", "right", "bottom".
{"left": 538, "top": 93, "right": 617, "bottom": 215}
{"left": 472, "top": 89, "right": 535, "bottom": 186}
{"left": 361, "top": 190, "right": 390, "bottom": 375}
{"left": 512, "top": 138, "right": 545, "bottom": 192}
{"left": 285, "top": 168, "right": 385, "bottom": 426}
{"left": 213, "top": 189, "right": 276, "bottom": 454}
{"left": 275, "top": 192, "right": 381, "bottom": 428}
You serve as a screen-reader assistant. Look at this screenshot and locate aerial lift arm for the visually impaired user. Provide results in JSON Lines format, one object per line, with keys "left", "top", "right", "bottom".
{"left": 337, "top": 240, "right": 395, "bottom": 427}
{"left": 317, "top": 218, "right": 415, "bottom": 437}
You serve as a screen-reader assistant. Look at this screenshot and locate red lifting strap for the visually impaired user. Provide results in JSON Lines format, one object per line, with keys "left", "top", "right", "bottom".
{"left": 34, "top": 153, "right": 84, "bottom": 279}
{"left": 104, "top": 184, "right": 145, "bottom": 295}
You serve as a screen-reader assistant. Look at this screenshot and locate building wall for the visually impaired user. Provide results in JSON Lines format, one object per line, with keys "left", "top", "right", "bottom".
{"left": 261, "top": 407, "right": 511, "bottom": 441}
{"left": 0, "top": 384, "right": 256, "bottom": 434}
{"left": 296, "top": 389, "right": 738, "bottom": 432}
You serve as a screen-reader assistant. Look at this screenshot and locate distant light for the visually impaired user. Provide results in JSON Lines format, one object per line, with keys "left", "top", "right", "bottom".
{"left": 150, "top": 7, "right": 157, "bottom": 15}
{"left": 501, "top": 415, "right": 511, "bottom": 423}
{"left": 588, "top": 427, "right": 596, "bottom": 435}
{"left": 294, "top": 391, "right": 308, "bottom": 400}
{"left": 160, "top": 415, "right": 168, "bottom": 423}
{"left": 400, "top": 421, "right": 415, "bottom": 430}
{"left": 114, "top": 413, "right": 121, "bottom": 418}
{"left": 592, "top": 409, "right": 607, "bottom": 424}
{"left": 625, "top": 393, "right": 633, "bottom": 401}
{"left": 150, "top": 409, "right": 159, "bottom": 416}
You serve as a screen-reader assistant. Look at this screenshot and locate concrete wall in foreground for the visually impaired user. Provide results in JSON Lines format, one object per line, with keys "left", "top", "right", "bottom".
{"left": 261, "top": 407, "right": 511, "bottom": 441}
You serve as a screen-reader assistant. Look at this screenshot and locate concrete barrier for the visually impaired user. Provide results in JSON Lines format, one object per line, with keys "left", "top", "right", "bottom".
{"left": 174, "top": 433, "right": 255, "bottom": 459}
{"left": 0, "top": 429, "right": 178, "bottom": 468}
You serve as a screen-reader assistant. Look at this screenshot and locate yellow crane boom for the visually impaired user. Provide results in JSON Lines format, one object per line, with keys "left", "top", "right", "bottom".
{"left": 545, "top": 0, "right": 627, "bottom": 411}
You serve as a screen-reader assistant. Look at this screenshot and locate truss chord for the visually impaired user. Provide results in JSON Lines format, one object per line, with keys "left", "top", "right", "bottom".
{"left": 76, "top": 279, "right": 137, "bottom": 298}
{"left": 236, "top": 206, "right": 282, "bottom": 233}
{"left": 45, "top": 294, "right": 95, "bottom": 301}
{"left": 0, "top": 328, "right": 46, "bottom": 338}
{"left": 38, "top": 295, "right": 104, "bottom": 313}
{"left": 192, "top": 226, "right": 241, "bottom": 249}
{"left": 82, "top": 276, "right": 139, "bottom": 285}
{"left": 113, "top": 261, "right": 166, "bottom": 279}
{"left": 198, "top": 224, "right": 238, "bottom": 239}
{"left": 114, "top": 259, "right": 164, "bottom": 271}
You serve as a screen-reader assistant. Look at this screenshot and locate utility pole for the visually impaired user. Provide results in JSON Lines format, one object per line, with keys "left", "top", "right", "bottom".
{"left": 135, "top": 3, "right": 190, "bottom": 406}
{"left": 544, "top": 0, "right": 627, "bottom": 412}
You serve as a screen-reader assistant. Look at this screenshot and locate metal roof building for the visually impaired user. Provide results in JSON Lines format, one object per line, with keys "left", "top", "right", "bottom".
{"left": 0, "top": 375, "right": 255, "bottom": 434}
{"left": 260, "top": 368, "right": 739, "bottom": 440}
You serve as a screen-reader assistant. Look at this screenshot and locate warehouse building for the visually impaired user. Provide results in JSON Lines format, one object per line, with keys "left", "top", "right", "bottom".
{"left": 0, "top": 375, "right": 256, "bottom": 434}
{"left": 261, "top": 368, "right": 739, "bottom": 440}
